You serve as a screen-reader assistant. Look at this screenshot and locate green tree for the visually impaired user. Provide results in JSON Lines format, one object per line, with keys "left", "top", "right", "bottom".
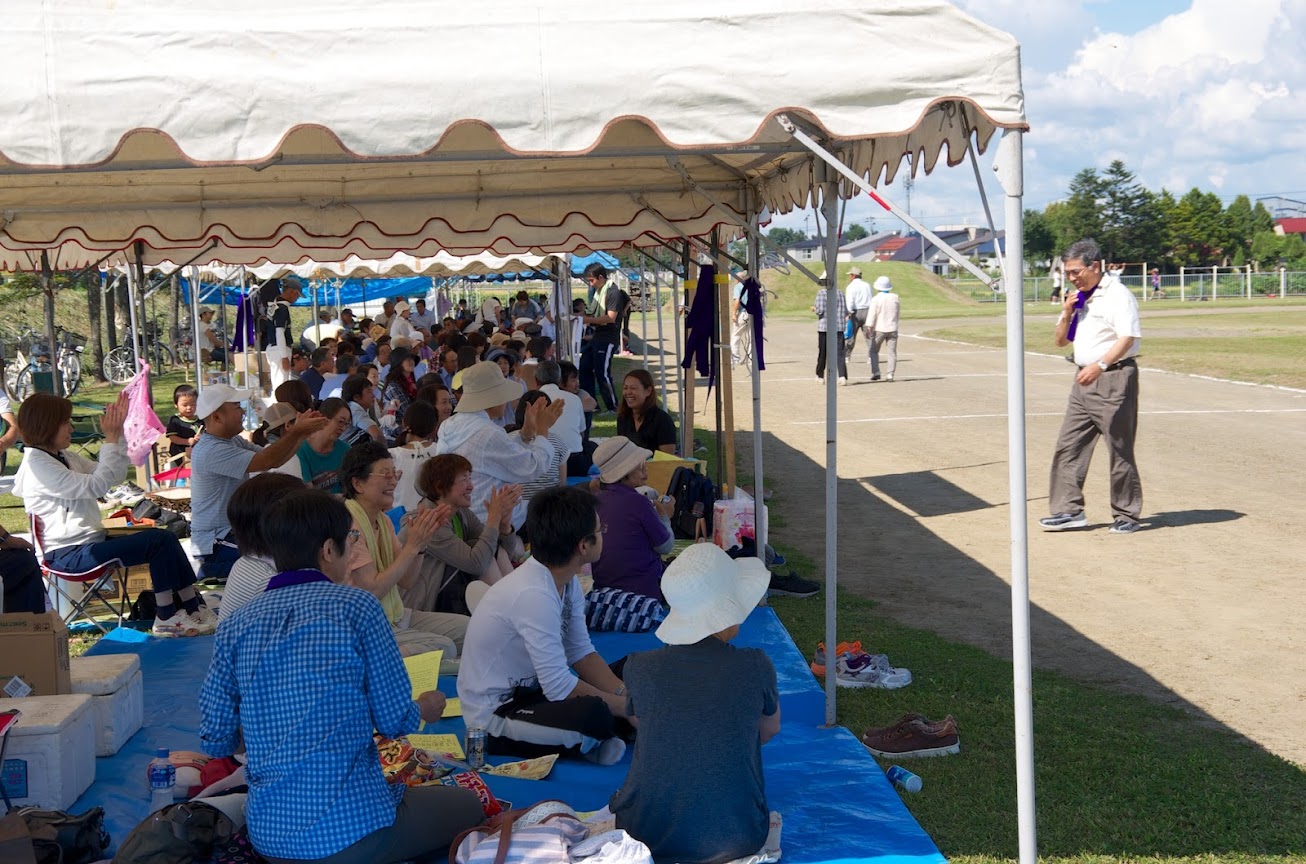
{"left": 1023, "top": 208, "right": 1057, "bottom": 267}
{"left": 1056, "top": 168, "right": 1106, "bottom": 251}
{"left": 1223, "top": 195, "right": 1255, "bottom": 262}
{"left": 765, "top": 227, "right": 806, "bottom": 247}
{"left": 843, "top": 223, "right": 869, "bottom": 243}
{"left": 1251, "top": 201, "right": 1275, "bottom": 235}
{"left": 1154, "top": 189, "right": 1179, "bottom": 266}
{"left": 1251, "top": 230, "right": 1306, "bottom": 269}
{"left": 1169, "top": 188, "right": 1227, "bottom": 266}
{"left": 1097, "top": 160, "right": 1165, "bottom": 265}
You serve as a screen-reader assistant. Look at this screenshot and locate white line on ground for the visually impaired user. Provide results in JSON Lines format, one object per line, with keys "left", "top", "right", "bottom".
{"left": 908, "top": 334, "right": 1306, "bottom": 395}
{"left": 790, "top": 408, "right": 1306, "bottom": 425}
{"left": 768, "top": 372, "right": 1067, "bottom": 383}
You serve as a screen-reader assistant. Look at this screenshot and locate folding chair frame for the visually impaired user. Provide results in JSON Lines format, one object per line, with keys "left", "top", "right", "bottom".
{"left": 30, "top": 515, "right": 130, "bottom": 634}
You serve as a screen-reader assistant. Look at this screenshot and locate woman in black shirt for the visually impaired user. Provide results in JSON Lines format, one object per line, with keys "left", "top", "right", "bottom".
{"left": 616, "top": 369, "right": 677, "bottom": 454}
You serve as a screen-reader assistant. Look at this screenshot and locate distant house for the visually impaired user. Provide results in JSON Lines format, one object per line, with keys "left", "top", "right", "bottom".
{"left": 782, "top": 237, "right": 824, "bottom": 261}
{"left": 837, "top": 231, "right": 901, "bottom": 262}
{"left": 885, "top": 227, "right": 1004, "bottom": 275}
{"left": 1273, "top": 218, "right": 1306, "bottom": 237}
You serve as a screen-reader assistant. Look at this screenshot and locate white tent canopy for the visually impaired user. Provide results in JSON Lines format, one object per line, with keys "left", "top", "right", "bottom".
{"left": 1, "top": 0, "right": 1023, "bottom": 267}
{"left": 1, "top": 3, "right": 1038, "bottom": 860}
{"left": 103, "top": 251, "right": 555, "bottom": 281}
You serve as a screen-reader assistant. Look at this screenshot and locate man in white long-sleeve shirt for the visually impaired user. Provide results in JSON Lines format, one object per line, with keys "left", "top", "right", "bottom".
{"left": 457, "top": 485, "right": 632, "bottom": 765}
{"left": 434, "top": 362, "right": 566, "bottom": 529}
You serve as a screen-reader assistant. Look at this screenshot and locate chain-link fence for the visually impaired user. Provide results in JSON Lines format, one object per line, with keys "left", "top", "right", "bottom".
{"left": 950, "top": 269, "right": 1306, "bottom": 304}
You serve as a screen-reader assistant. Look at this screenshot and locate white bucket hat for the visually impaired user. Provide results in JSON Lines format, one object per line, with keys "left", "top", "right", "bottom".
{"left": 592, "top": 436, "right": 651, "bottom": 484}
{"left": 656, "top": 543, "right": 770, "bottom": 645}
{"left": 453, "top": 361, "right": 525, "bottom": 413}
{"left": 196, "top": 383, "right": 252, "bottom": 420}
{"left": 874, "top": 276, "right": 893, "bottom": 292}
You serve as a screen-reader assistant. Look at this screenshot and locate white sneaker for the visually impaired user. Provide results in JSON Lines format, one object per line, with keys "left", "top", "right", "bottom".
{"left": 152, "top": 611, "right": 202, "bottom": 638}
{"left": 191, "top": 606, "right": 219, "bottom": 633}
{"left": 839, "top": 377, "right": 849, "bottom": 387}
{"left": 886, "top": 374, "right": 894, "bottom": 382}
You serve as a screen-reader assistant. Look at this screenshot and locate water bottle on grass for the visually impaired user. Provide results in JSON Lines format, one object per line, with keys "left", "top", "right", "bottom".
{"left": 886, "top": 764, "right": 922, "bottom": 793}
{"left": 148, "top": 748, "right": 176, "bottom": 811}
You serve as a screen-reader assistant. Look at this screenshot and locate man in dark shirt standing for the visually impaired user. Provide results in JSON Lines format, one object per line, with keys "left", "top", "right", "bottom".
{"left": 578, "top": 263, "right": 629, "bottom": 413}
{"left": 261, "top": 277, "right": 302, "bottom": 394}
{"left": 299, "top": 347, "right": 332, "bottom": 402}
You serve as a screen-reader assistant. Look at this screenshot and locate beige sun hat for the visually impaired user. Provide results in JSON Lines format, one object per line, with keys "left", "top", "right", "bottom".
{"left": 592, "top": 436, "right": 651, "bottom": 484}
{"left": 848, "top": 266, "right": 863, "bottom": 276}
{"left": 655, "top": 543, "right": 770, "bottom": 645}
{"left": 395, "top": 300, "right": 411, "bottom": 314}
{"left": 262, "top": 402, "right": 298, "bottom": 432}
{"left": 454, "top": 361, "right": 525, "bottom": 413}
{"left": 489, "top": 332, "right": 511, "bottom": 347}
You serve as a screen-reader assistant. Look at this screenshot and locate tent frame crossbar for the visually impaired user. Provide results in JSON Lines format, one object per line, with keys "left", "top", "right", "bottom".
{"left": 776, "top": 115, "right": 995, "bottom": 287}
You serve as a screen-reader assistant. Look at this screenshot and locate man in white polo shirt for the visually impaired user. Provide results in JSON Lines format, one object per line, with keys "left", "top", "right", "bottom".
{"left": 842, "top": 266, "right": 873, "bottom": 364}
{"left": 1041, "top": 238, "right": 1143, "bottom": 535}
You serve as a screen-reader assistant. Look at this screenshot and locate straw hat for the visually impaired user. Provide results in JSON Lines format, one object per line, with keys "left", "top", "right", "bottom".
{"left": 874, "top": 276, "right": 893, "bottom": 292}
{"left": 656, "top": 543, "right": 770, "bottom": 645}
{"left": 848, "top": 266, "right": 863, "bottom": 276}
{"left": 512, "top": 330, "right": 531, "bottom": 342}
{"left": 592, "top": 436, "right": 651, "bottom": 484}
{"left": 262, "top": 402, "right": 298, "bottom": 432}
{"left": 196, "top": 384, "right": 252, "bottom": 420}
{"left": 489, "top": 332, "right": 511, "bottom": 347}
{"left": 454, "top": 361, "right": 524, "bottom": 413}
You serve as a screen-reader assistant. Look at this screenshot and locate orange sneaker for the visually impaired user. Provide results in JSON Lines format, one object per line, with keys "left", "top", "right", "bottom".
{"left": 810, "top": 641, "right": 867, "bottom": 676}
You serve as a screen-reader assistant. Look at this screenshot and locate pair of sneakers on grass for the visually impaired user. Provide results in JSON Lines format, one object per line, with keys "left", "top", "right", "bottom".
{"left": 810, "top": 640, "right": 911, "bottom": 689}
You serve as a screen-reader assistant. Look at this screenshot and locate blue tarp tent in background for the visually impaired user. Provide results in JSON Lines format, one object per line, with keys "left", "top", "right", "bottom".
{"left": 177, "top": 275, "right": 437, "bottom": 309}
{"left": 462, "top": 249, "right": 620, "bottom": 283}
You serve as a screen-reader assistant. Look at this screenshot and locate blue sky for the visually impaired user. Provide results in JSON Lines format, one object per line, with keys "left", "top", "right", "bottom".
{"left": 771, "top": 0, "right": 1306, "bottom": 235}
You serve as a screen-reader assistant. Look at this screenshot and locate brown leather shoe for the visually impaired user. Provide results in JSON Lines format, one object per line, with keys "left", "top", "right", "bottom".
{"left": 862, "top": 716, "right": 960, "bottom": 758}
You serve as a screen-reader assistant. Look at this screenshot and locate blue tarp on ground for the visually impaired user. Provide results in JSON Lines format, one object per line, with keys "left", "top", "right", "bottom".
{"left": 76, "top": 608, "right": 945, "bottom": 864}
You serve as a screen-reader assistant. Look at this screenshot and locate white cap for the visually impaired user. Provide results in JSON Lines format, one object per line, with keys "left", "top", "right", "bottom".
{"left": 196, "top": 383, "right": 252, "bottom": 420}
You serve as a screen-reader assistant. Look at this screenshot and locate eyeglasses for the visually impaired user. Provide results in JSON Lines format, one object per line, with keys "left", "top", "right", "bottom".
{"left": 586, "top": 523, "right": 608, "bottom": 541}
{"left": 371, "top": 469, "right": 404, "bottom": 481}
{"left": 347, "top": 528, "right": 361, "bottom": 544}
{"left": 1064, "top": 266, "right": 1094, "bottom": 278}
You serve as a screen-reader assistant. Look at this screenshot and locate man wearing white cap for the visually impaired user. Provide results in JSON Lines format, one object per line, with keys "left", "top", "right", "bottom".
{"left": 302, "top": 306, "right": 342, "bottom": 349}
{"left": 389, "top": 300, "right": 425, "bottom": 344}
{"left": 865, "top": 275, "right": 901, "bottom": 382}
{"left": 611, "top": 543, "right": 779, "bottom": 862}
{"left": 843, "top": 266, "right": 873, "bottom": 362}
{"left": 189, "top": 384, "right": 326, "bottom": 577}
{"left": 434, "top": 362, "right": 566, "bottom": 530}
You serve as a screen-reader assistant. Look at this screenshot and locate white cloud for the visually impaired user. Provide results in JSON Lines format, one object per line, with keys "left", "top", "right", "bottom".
{"left": 772, "top": 0, "right": 1306, "bottom": 236}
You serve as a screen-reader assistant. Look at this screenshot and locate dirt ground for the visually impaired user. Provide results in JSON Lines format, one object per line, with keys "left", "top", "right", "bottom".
{"left": 645, "top": 309, "right": 1306, "bottom": 766}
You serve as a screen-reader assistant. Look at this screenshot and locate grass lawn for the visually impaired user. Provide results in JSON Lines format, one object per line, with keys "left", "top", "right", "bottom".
{"left": 760, "top": 261, "right": 997, "bottom": 321}
{"left": 923, "top": 310, "right": 1306, "bottom": 390}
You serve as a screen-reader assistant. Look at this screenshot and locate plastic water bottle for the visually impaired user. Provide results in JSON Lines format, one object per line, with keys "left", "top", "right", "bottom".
{"left": 886, "top": 764, "right": 922, "bottom": 794}
{"left": 148, "top": 748, "right": 176, "bottom": 811}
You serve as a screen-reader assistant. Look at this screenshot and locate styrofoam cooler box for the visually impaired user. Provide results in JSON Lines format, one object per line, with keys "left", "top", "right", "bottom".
{"left": 70, "top": 654, "right": 144, "bottom": 756}
{"left": 1, "top": 694, "right": 96, "bottom": 809}
{"left": 713, "top": 492, "right": 768, "bottom": 551}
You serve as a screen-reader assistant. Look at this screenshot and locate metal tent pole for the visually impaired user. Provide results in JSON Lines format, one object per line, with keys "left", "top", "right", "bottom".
{"left": 640, "top": 261, "right": 650, "bottom": 371}
{"left": 652, "top": 263, "right": 669, "bottom": 407}
{"left": 819, "top": 171, "right": 840, "bottom": 728}
{"left": 747, "top": 202, "right": 766, "bottom": 566}
{"left": 190, "top": 266, "right": 205, "bottom": 396}
{"left": 995, "top": 129, "right": 1037, "bottom": 864}
{"left": 676, "top": 242, "right": 691, "bottom": 458}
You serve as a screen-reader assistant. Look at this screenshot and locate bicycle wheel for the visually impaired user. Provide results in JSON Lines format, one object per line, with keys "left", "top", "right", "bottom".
{"left": 13, "top": 366, "right": 35, "bottom": 401}
{"left": 60, "top": 352, "right": 82, "bottom": 397}
{"left": 2, "top": 361, "right": 21, "bottom": 401}
{"left": 103, "top": 346, "right": 135, "bottom": 383}
{"left": 153, "top": 344, "right": 175, "bottom": 372}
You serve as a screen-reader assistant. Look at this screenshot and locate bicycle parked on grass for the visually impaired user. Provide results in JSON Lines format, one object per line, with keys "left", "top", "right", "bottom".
{"left": 1, "top": 325, "right": 85, "bottom": 400}
{"left": 103, "top": 321, "right": 182, "bottom": 383}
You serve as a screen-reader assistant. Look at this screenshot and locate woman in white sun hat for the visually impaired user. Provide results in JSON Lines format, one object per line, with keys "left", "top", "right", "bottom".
{"left": 610, "top": 543, "right": 780, "bottom": 864}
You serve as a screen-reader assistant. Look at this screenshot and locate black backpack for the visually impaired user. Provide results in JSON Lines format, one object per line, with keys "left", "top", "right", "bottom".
{"left": 668, "top": 467, "right": 716, "bottom": 541}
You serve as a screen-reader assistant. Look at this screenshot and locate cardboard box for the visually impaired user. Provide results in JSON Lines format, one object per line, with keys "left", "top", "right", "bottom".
{"left": 0, "top": 612, "right": 71, "bottom": 699}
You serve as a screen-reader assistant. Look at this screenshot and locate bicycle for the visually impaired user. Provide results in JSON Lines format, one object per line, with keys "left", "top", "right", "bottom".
{"left": 2, "top": 325, "right": 84, "bottom": 401}
{"left": 103, "top": 321, "right": 175, "bottom": 384}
